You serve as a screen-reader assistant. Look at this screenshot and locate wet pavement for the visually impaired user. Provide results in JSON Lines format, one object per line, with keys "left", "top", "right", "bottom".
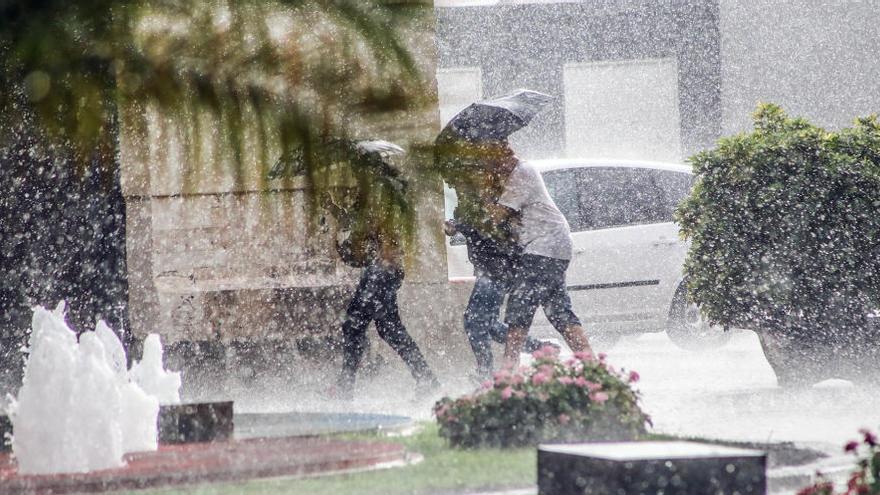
{"left": 581, "top": 329, "right": 876, "bottom": 493}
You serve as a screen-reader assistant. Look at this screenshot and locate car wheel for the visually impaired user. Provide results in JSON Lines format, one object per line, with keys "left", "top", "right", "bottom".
{"left": 666, "top": 285, "right": 731, "bottom": 351}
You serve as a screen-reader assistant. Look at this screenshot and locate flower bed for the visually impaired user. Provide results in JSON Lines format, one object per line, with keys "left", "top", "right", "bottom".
{"left": 798, "top": 428, "right": 880, "bottom": 495}
{"left": 433, "top": 347, "right": 650, "bottom": 448}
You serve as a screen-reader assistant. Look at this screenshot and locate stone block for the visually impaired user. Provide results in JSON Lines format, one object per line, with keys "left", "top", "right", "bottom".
{"left": 538, "top": 441, "right": 766, "bottom": 495}
{"left": 158, "top": 401, "right": 234, "bottom": 444}
{"left": 0, "top": 415, "right": 11, "bottom": 453}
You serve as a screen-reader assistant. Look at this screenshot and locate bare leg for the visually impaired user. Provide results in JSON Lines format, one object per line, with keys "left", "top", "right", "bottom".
{"left": 561, "top": 324, "right": 593, "bottom": 356}
{"left": 503, "top": 325, "right": 528, "bottom": 367}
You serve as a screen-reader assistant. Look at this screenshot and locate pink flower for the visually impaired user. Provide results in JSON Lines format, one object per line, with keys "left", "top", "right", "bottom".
{"left": 557, "top": 376, "right": 575, "bottom": 385}
{"left": 513, "top": 390, "right": 526, "bottom": 398}
{"left": 590, "top": 391, "right": 609, "bottom": 404}
{"left": 532, "top": 344, "right": 560, "bottom": 360}
{"left": 538, "top": 364, "right": 555, "bottom": 376}
{"left": 531, "top": 372, "right": 551, "bottom": 385}
{"left": 598, "top": 352, "right": 607, "bottom": 361}
{"left": 859, "top": 429, "right": 877, "bottom": 447}
{"left": 481, "top": 380, "right": 493, "bottom": 390}
{"left": 501, "top": 386, "right": 514, "bottom": 400}
{"left": 558, "top": 414, "right": 571, "bottom": 425}
{"left": 573, "top": 351, "right": 593, "bottom": 361}
{"left": 628, "top": 370, "right": 640, "bottom": 383}
{"left": 845, "top": 441, "right": 859, "bottom": 453}
{"left": 511, "top": 374, "right": 525, "bottom": 385}
{"left": 493, "top": 369, "right": 511, "bottom": 385}
{"left": 573, "top": 376, "right": 588, "bottom": 388}
{"left": 585, "top": 381, "right": 602, "bottom": 392}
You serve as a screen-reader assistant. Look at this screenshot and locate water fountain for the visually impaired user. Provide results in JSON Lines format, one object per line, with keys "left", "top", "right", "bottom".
{"left": 8, "top": 302, "right": 180, "bottom": 474}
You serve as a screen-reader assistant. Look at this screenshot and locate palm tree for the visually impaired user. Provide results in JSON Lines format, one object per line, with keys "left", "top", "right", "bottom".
{"left": 0, "top": 1, "right": 437, "bottom": 374}
{"left": 1, "top": 0, "right": 432, "bottom": 171}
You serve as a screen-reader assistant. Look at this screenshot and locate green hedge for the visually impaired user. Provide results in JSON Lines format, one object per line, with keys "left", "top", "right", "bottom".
{"left": 677, "top": 104, "right": 880, "bottom": 341}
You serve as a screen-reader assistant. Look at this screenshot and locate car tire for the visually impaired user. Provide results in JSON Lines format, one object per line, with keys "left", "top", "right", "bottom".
{"left": 666, "top": 284, "right": 731, "bottom": 351}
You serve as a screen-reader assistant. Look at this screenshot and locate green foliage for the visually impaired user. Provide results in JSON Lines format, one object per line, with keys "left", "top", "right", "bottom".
{"left": 0, "top": 0, "right": 433, "bottom": 241}
{"left": 434, "top": 348, "right": 649, "bottom": 448}
{"left": 676, "top": 104, "right": 880, "bottom": 340}
{"left": 118, "top": 423, "right": 537, "bottom": 495}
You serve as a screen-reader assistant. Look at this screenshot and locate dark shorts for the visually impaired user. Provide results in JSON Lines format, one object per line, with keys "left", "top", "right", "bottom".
{"left": 504, "top": 254, "right": 581, "bottom": 330}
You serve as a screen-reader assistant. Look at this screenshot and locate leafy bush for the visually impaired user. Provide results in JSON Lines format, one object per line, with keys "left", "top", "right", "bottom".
{"left": 677, "top": 104, "right": 880, "bottom": 342}
{"left": 797, "top": 428, "right": 880, "bottom": 495}
{"left": 433, "top": 348, "right": 649, "bottom": 448}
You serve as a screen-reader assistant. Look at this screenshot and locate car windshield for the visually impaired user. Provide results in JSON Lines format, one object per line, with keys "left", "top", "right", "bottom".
{"left": 543, "top": 166, "right": 694, "bottom": 231}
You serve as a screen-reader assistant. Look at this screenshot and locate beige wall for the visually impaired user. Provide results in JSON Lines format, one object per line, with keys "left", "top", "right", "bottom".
{"left": 118, "top": 4, "right": 472, "bottom": 374}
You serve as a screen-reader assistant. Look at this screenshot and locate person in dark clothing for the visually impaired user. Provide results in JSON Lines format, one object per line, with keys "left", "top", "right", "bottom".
{"left": 283, "top": 140, "right": 437, "bottom": 399}
{"left": 444, "top": 163, "right": 550, "bottom": 379}
{"left": 338, "top": 256, "right": 437, "bottom": 397}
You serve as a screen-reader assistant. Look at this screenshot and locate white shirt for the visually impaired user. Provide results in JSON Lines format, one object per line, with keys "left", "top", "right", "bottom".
{"left": 498, "top": 161, "right": 573, "bottom": 260}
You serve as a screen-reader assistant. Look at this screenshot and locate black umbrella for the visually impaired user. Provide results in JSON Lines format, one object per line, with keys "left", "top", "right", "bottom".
{"left": 440, "top": 88, "right": 554, "bottom": 143}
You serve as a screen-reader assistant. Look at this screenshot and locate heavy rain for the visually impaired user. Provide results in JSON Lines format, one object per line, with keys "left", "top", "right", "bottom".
{"left": 1, "top": 1, "right": 879, "bottom": 494}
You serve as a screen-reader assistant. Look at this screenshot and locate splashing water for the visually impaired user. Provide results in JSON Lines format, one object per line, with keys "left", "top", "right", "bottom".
{"left": 8, "top": 302, "right": 181, "bottom": 474}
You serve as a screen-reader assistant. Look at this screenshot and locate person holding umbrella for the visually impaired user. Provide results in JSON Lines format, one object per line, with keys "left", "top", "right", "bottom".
{"left": 436, "top": 89, "right": 566, "bottom": 378}
{"left": 271, "top": 139, "right": 439, "bottom": 399}
{"left": 482, "top": 142, "right": 594, "bottom": 366}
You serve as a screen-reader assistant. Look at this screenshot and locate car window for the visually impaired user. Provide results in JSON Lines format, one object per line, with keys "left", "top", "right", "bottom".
{"left": 652, "top": 169, "right": 694, "bottom": 217}
{"left": 544, "top": 167, "right": 676, "bottom": 231}
{"left": 542, "top": 169, "right": 589, "bottom": 232}
{"left": 543, "top": 169, "right": 594, "bottom": 232}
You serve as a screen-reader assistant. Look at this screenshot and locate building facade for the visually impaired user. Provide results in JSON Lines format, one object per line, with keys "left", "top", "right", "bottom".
{"left": 436, "top": 0, "right": 880, "bottom": 162}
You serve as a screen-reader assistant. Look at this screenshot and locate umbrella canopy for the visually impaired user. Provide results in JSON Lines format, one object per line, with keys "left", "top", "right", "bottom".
{"left": 440, "top": 88, "right": 554, "bottom": 143}
{"left": 268, "top": 139, "right": 405, "bottom": 182}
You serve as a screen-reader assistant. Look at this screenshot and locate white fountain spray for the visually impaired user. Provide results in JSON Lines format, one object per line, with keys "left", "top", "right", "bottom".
{"left": 8, "top": 302, "right": 181, "bottom": 474}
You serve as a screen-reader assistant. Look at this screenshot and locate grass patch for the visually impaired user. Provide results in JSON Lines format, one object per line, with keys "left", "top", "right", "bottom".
{"left": 124, "top": 423, "right": 536, "bottom": 495}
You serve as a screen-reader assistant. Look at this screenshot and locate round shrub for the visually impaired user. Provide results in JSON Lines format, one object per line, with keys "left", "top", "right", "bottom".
{"left": 433, "top": 348, "right": 649, "bottom": 448}
{"left": 676, "top": 104, "right": 880, "bottom": 361}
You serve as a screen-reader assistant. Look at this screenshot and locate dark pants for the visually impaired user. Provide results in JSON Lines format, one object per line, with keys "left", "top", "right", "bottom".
{"left": 505, "top": 254, "right": 581, "bottom": 331}
{"left": 340, "top": 263, "right": 433, "bottom": 390}
{"left": 464, "top": 275, "right": 509, "bottom": 377}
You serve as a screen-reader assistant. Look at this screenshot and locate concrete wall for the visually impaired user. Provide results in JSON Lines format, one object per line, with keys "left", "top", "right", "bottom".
{"left": 436, "top": 0, "right": 722, "bottom": 159}
{"left": 720, "top": 0, "right": 880, "bottom": 134}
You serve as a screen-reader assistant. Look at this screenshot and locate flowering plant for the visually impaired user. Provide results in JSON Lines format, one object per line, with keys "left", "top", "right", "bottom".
{"left": 797, "top": 429, "right": 880, "bottom": 495}
{"left": 433, "top": 347, "right": 650, "bottom": 448}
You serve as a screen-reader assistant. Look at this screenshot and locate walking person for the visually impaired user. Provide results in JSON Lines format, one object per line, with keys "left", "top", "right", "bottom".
{"left": 333, "top": 143, "right": 439, "bottom": 399}
{"left": 479, "top": 141, "right": 593, "bottom": 366}
{"left": 270, "top": 139, "right": 438, "bottom": 399}
{"left": 443, "top": 190, "right": 549, "bottom": 379}
{"left": 435, "top": 89, "right": 560, "bottom": 378}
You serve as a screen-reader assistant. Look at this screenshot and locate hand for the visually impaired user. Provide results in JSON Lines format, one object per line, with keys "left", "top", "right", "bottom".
{"left": 443, "top": 219, "right": 458, "bottom": 236}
